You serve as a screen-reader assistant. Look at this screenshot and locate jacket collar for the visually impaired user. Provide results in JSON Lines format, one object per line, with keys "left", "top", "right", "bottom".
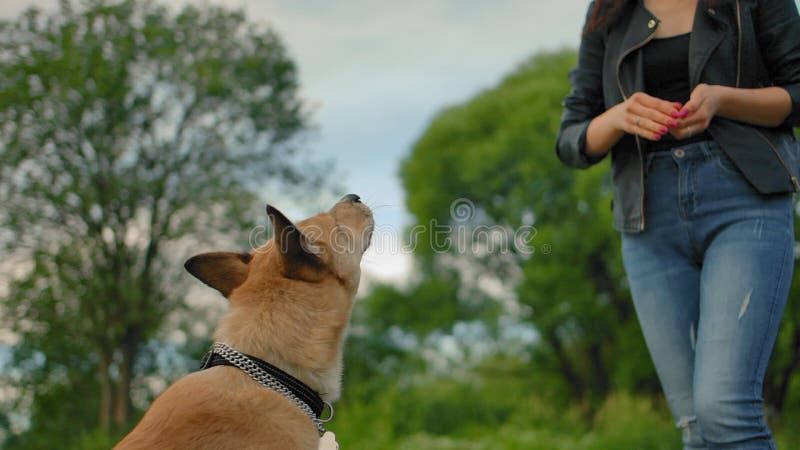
{"left": 618, "top": 1, "right": 658, "bottom": 62}
{"left": 615, "top": 1, "right": 658, "bottom": 100}
{"left": 616, "top": 0, "right": 730, "bottom": 98}
{"left": 689, "top": 1, "right": 730, "bottom": 87}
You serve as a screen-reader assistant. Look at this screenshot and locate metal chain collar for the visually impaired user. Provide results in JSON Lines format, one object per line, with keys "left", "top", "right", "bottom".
{"left": 212, "top": 342, "right": 331, "bottom": 435}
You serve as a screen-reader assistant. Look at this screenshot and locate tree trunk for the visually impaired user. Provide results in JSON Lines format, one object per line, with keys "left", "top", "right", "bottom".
{"left": 98, "top": 351, "right": 112, "bottom": 431}
{"left": 113, "top": 343, "right": 136, "bottom": 427}
{"left": 588, "top": 340, "right": 610, "bottom": 406}
{"left": 545, "top": 330, "right": 586, "bottom": 404}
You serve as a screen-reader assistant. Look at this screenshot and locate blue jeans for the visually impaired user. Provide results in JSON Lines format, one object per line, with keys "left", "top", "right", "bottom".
{"left": 621, "top": 140, "right": 794, "bottom": 450}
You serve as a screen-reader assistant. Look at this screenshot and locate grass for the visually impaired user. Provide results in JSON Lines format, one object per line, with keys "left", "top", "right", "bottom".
{"left": 329, "top": 382, "right": 798, "bottom": 450}
{"left": 34, "top": 375, "right": 800, "bottom": 450}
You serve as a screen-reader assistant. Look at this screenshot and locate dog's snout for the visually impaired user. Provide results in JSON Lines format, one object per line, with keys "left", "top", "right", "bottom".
{"left": 341, "top": 194, "right": 361, "bottom": 203}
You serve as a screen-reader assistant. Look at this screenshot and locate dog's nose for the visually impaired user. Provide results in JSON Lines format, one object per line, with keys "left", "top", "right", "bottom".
{"left": 341, "top": 194, "right": 361, "bottom": 203}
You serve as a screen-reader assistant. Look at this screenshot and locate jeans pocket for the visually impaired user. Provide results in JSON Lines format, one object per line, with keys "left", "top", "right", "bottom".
{"left": 645, "top": 151, "right": 672, "bottom": 176}
{"left": 712, "top": 150, "right": 744, "bottom": 177}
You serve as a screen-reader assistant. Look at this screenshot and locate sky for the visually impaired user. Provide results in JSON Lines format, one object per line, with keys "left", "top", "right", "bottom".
{"left": 0, "top": 0, "right": 589, "bottom": 284}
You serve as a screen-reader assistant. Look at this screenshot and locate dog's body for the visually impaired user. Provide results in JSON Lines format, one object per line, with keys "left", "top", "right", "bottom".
{"left": 116, "top": 196, "right": 373, "bottom": 450}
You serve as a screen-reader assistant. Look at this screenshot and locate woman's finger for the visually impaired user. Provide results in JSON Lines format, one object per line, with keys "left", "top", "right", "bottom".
{"left": 677, "top": 103, "right": 695, "bottom": 119}
{"left": 627, "top": 113, "right": 668, "bottom": 140}
{"left": 626, "top": 115, "right": 666, "bottom": 141}
{"left": 628, "top": 103, "right": 678, "bottom": 129}
{"left": 675, "top": 109, "right": 712, "bottom": 134}
{"left": 633, "top": 92, "right": 682, "bottom": 118}
{"left": 672, "top": 119, "right": 709, "bottom": 139}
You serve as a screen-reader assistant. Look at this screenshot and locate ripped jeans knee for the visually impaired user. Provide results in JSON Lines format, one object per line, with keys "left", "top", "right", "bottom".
{"left": 676, "top": 415, "right": 705, "bottom": 449}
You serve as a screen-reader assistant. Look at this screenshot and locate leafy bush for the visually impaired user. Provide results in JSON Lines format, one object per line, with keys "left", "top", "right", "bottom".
{"left": 332, "top": 377, "right": 684, "bottom": 450}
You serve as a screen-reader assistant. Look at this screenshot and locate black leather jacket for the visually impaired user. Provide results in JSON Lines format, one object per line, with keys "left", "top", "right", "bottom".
{"left": 556, "top": 0, "right": 800, "bottom": 232}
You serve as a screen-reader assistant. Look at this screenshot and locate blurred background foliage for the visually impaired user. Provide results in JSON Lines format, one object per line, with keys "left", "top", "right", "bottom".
{"left": 0, "top": 1, "right": 798, "bottom": 449}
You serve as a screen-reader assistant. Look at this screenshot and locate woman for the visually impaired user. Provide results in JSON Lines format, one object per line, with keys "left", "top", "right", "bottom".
{"left": 556, "top": 0, "right": 800, "bottom": 448}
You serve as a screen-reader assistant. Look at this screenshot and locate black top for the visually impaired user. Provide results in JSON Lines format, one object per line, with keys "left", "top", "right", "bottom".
{"left": 642, "top": 32, "right": 710, "bottom": 152}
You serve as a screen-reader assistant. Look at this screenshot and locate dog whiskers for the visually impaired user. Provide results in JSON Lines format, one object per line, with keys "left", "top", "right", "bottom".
{"left": 366, "top": 203, "right": 398, "bottom": 210}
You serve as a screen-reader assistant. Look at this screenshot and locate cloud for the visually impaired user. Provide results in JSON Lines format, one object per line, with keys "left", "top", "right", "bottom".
{"left": 240, "top": 1, "right": 586, "bottom": 95}
{"left": 0, "top": 0, "right": 589, "bottom": 284}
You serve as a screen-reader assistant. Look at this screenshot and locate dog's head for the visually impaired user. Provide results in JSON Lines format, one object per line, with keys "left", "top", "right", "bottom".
{"left": 184, "top": 194, "right": 373, "bottom": 301}
{"left": 182, "top": 195, "right": 372, "bottom": 401}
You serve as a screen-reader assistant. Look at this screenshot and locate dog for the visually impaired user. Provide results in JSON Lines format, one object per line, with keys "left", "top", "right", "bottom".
{"left": 115, "top": 195, "right": 373, "bottom": 450}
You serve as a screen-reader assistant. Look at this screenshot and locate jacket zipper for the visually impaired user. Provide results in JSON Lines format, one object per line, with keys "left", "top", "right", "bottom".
{"left": 616, "top": 27, "right": 657, "bottom": 231}
{"left": 753, "top": 129, "right": 800, "bottom": 191}
{"left": 735, "top": 0, "right": 742, "bottom": 88}
{"left": 615, "top": 31, "right": 657, "bottom": 102}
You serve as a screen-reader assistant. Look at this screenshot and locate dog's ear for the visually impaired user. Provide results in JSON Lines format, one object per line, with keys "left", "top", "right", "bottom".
{"left": 184, "top": 252, "right": 252, "bottom": 297}
{"left": 267, "top": 204, "right": 323, "bottom": 279}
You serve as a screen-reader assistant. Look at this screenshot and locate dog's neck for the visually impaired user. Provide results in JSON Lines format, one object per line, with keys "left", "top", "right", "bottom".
{"left": 211, "top": 299, "right": 349, "bottom": 402}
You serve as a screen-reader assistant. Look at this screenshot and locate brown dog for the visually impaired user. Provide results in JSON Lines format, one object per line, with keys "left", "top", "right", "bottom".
{"left": 115, "top": 195, "right": 373, "bottom": 450}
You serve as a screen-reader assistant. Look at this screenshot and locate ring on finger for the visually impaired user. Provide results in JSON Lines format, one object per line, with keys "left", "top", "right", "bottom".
{"left": 686, "top": 125, "right": 693, "bottom": 137}
{"left": 634, "top": 116, "right": 641, "bottom": 127}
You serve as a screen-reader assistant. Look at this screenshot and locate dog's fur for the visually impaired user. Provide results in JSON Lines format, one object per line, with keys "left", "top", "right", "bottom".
{"left": 115, "top": 197, "right": 373, "bottom": 450}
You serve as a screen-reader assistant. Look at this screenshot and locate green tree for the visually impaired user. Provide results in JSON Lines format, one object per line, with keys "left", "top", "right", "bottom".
{"left": 764, "top": 217, "right": 800, "bottom": 413}
{"left": 398, "top": 49, "right": 799, "bottom": 417}
{"left": 399, "top": 51, "right": 660, "bottom": 414}
{"left": 344, "top": 271, "right": 501, "bottom": 388}
{"left": 0, "top": 0, "right": 316, "bottom": 444}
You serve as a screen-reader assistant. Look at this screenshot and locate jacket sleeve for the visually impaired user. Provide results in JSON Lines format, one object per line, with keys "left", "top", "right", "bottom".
{"left": 755, "top": 0, "right": 800, "bottom": 127}
{"left": 555, "top": 1, "right": 608, "bottom": 169}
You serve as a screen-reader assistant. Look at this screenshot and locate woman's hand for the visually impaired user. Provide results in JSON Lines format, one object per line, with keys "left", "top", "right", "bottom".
{"left": 585, "top": 92, "right": 681, "bottom": 156}
{"left": 673, "top": 83, "right": 723, "bottom": 139}
{"left": 585, "top": 84, "right": 790, "bottom": 157}
{"left": 614, "top": 92, "right": 682, "bottom": 141}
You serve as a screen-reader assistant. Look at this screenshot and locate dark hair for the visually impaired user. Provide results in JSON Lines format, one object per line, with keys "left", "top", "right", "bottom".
{"left": 583, "top": 0, "right": 632, "bottom": 35}
{"left": 584, "top": 0, "right": 724, "bottom": 35}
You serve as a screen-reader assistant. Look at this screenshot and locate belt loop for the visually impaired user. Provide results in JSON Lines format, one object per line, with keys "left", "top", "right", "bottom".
{"left": 701, "top": 139, "right": 715, "bottom": 161}
{"left": 644, "top": 150, "right": 658, "bottom": 174}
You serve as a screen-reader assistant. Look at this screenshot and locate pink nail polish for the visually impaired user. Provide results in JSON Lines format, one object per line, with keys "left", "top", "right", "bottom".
{"left": 668, "top": 120, "right": 677, "bottom": 127}
{"left": 680, "top": 109, "right": 689, "bottom": 118}
{"left": 670, "top": 111, "right": 680, "bottom": 118}
{"left": 653, "top": 133, "right": 662, "bottom": 140}
{"left": 660, "top": 126, "right": 668, "bottom": 133}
